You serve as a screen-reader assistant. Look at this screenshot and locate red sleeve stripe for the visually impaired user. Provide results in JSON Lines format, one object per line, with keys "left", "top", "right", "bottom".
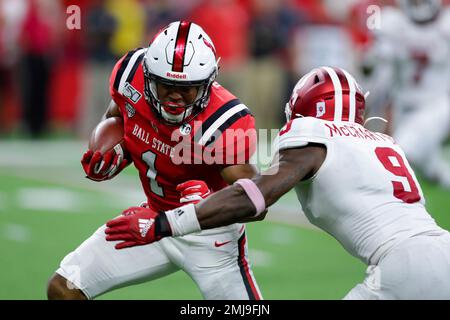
{"left": 237, "top": 232, "right": 262, "bottom": 300}
{"left": 172, "top": 21, "right": 191, "bottom": 72}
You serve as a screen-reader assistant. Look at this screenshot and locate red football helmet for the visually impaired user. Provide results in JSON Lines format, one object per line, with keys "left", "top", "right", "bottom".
{"left": 285, "top": 66, "right": 366, "bottom": 125}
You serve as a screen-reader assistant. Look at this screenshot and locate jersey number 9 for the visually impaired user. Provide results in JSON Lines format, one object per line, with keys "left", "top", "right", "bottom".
{"left": 375, "top": 147, "right": 421, "bottom": 204}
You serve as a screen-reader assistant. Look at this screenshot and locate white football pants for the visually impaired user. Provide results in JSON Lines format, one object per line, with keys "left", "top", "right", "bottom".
{"left": 344, "top": 232, "right": 450, "bottom": 299}
{"left": 56, "top": 222, "right": 262, "bottom": 300}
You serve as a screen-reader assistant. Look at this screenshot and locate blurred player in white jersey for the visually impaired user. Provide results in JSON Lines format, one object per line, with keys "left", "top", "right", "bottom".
{"left": 105, "top": 66, "right": 450, "bottom": 299}
{"left": 366, "top": 0, "right": 450, "bottom": 188}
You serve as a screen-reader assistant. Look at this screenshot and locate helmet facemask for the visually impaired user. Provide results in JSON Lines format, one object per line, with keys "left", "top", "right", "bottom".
{"left": 143, "top": 59, "right": 217, "bottom": 125}
{"left": 142, "top": 21, "right": 219, "bottom": 126}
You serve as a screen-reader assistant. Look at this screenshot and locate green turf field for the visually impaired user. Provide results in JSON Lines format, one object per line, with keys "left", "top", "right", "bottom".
{"left": 1, "top": 141, "right": 449, "bottom": 300}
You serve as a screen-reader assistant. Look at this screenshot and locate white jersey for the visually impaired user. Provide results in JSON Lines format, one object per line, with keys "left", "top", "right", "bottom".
{"left": 273, "top": 117, "right": 445, "bottom": 265}
{"left": 373, "top": 6, "right": 450, "bottom": 106}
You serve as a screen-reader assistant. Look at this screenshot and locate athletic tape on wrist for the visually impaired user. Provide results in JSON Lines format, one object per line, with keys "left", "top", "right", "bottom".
{"left": 165, "top": 203, "right": 201, "bottom": 237}
{"left": 234, "top": 178, "right": 266, "bottom": 216}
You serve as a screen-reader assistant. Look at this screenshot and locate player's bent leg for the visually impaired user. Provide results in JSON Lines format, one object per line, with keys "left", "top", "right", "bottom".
{"left": 167, "top": 224, "right": 262, "bottom": 300}
{"left": 47, "top": 273, "right": 87, "bottom": 300}
{"left": 50, "top": 224, "right": 179, "bottom": 299}
{"left": 343, "top": 265, "right": 381, "bottom": 300}
{"left": 193, "top": 231, "right": 262, "bottom": 300}
{"left": 343, "top": 284, "right": 378, "bottom": 300}
{"left": 347, "top": 232, "right": 450, "bottom": 300}
{"left": 375, "top": 232, "right": 450, "bottom": 300}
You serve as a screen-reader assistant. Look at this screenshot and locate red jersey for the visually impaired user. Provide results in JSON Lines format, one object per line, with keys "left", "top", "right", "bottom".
{"left": 109, "top": 48, "right": 256, "bottom": 211}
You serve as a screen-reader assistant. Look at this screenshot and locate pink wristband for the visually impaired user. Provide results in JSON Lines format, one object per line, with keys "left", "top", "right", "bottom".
{"left": 234, "top": 179, "right": 266, "bottom": 216}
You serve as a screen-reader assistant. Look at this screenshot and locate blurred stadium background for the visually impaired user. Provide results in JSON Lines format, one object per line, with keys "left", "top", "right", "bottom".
{"left": 1, "top": 0, "right": 450, "bottom": 299}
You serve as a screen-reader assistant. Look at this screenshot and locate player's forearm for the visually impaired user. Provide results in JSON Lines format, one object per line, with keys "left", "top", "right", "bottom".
{"left": 164, "top": 176, "right": 290, "bottom": 236}
{"left": 165, "top": 148, "right": 320, "bottom": 236}
{"left": 194, "top": 184, "right": 256, "bottom": 229}
{"left": 194, "top": 151, "right": 320, "bottom": 228}
{"left": 192, "top": 169, "right": 295, "bottom": 230}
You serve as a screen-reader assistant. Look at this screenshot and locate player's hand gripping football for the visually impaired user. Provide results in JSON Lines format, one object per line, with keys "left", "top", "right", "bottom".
{"left": 105, "top": 206, "right": 172, "bottom": 249}
{"left": 176, "top": 180, "right": 212, "bottom": 204}
{"left": 81, "top": 144, "right": 129, "bottom": 182}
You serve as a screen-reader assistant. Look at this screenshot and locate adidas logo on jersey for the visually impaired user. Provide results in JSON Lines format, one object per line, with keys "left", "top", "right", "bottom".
{"left": 138, "top": 218, "right": 155, "bottom": 238}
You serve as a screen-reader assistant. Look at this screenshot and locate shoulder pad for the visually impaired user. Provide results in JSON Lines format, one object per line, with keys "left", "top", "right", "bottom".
{"left": 193, "top": 99, "right": 252, "bottom": 147}
{"left": 274, "top": 117, "right": 329, "bottom": 153}
{"left": 110, "top": 48, "right": 146, "bottom": 96}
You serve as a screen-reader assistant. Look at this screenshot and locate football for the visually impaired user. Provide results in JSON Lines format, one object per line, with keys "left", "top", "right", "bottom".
{"left": 89, "top": 117, "right": 129, "bottom": 157}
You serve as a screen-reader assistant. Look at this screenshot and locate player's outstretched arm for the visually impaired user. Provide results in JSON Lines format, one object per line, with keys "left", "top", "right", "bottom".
{"left": 194, "top": 144, "right": 325, "bottom": 229}
{"left": 104, "top": 144, "right": 325, "bottom": 249}
{"left": 220, "top": 163, "right": 259, "bottom": 184}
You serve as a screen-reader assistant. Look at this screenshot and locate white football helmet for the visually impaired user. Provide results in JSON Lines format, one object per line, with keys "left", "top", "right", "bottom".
{"left": 143, "top": 21, "right": 219, "bottom": 125}
{"left": 398, "top": 0, "right": 442, "bottom": 23}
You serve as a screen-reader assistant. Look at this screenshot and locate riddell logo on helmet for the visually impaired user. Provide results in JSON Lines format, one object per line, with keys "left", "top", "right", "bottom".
{"left": 166, "top": 72, "right": 187, "bottom": 79}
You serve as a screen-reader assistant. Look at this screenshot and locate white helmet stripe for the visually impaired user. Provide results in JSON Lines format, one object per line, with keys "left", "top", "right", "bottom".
{"left": 322, "top": 66, "right": 343, "bottom": 121}
{"left": 341, "top": 68, "right": 356, "bottom": 123}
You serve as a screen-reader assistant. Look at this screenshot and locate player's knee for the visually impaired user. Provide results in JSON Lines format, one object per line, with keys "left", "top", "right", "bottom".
{"left": 47, "top": 273, "right": 87, "bottom": 300}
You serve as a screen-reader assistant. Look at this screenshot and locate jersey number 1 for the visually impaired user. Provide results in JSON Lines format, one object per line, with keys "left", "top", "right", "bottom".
{"left": 375, "top": 147, "right": 420, "bottom": 204}
{"left": 142, "top": 151, "right": 164, "bottom": 197}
